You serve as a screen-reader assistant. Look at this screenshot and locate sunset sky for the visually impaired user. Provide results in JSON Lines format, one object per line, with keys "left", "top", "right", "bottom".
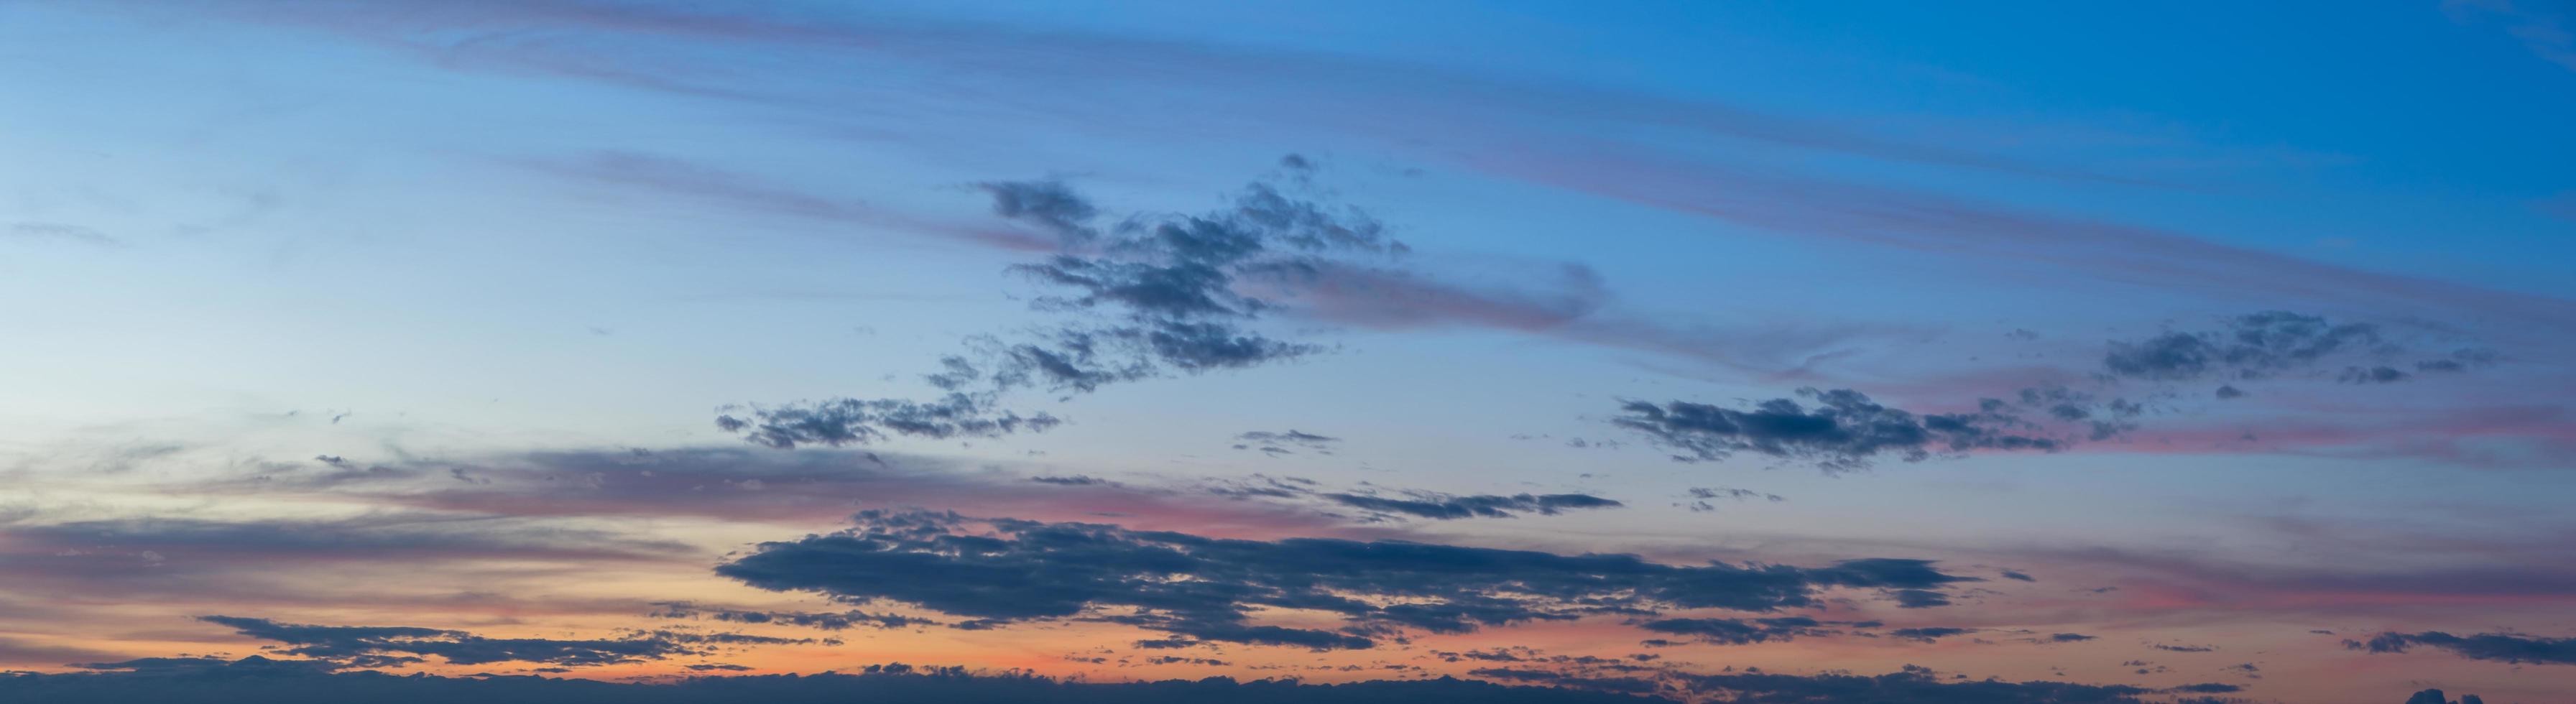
{"left": 4, "top": 1, "right": 2575, "bottom": 703}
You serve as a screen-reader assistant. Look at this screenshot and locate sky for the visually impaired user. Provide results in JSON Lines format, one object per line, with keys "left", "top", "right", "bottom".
{"left": 2, "top": 1, "right": 2574, "bottom": 703}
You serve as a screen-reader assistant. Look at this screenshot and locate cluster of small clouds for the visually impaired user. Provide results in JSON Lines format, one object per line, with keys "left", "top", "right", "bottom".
{"left": 720, "top": 162, "right": 1405, "bottom": 449}
{"left": 1616, "top": 311, "right": 2500, "bottom": 471}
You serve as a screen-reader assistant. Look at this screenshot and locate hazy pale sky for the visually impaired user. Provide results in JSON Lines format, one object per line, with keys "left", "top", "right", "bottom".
{"left": 4, "top": 2, "right": 2574, "bottom": 703}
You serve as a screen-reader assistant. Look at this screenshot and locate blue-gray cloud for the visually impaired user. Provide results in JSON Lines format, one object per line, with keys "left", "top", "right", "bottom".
{"left": 714, "top": 511, "right": 1968, "bottom": 650}
{"left": 1614, "top": 388, "right": 2062, "bottom": 471}
{"left": 2348, "top": 630, "right": 2576, "bottom": 665}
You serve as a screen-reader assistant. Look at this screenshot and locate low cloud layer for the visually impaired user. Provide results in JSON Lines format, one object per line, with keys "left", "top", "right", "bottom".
{"left": 24, "top": 658, "right": 1650, "bottom": 703}
{"left": 714, "top": 511, "right": 1968, "bottom": 650}
{"left": 193, "top": 616, "right": 809, "bottom": 668}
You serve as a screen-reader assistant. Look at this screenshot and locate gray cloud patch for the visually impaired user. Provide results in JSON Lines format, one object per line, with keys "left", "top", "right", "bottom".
{"left": 2347, "top": 630, "right": 2576, "bottom": 665}
{"left": 1321, "top": 493, "right": 1622, "bottom": 521}
{"left": 1234, "top": 430, "right": 1339, "bottom": 455}
{"left": 2101, "top": 311, "right": 2387, "bottom": 381}
{"left": 1614, "top": 388, "right": 2061, "bottom": 471}
{"left": 195, "top": 616, "right": 808, "bottom": 668}
{"left": 714, "top": 511, "right": 1966, "bottom": 651}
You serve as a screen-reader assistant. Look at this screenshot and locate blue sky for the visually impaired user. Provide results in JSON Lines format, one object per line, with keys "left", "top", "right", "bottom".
{"left": 4, "top": 2, "right": 2575, "bottom": 703}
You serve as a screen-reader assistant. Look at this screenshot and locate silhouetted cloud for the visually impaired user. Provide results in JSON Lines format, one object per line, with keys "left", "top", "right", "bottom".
{"left": 1635, "top": 617, "right": 1833, "bottom": 645}
{"left": 195, "top": 616, "right": 808, "bottom": 668}
{"left": 1477, "top": 661, "right": 2240, "bottom": 703}
{"left": 1886, "top": 626, "right": 1975, "bottom": 643}
{"left": 650, "top": 602, "right": 935, "bottom": 631}
{"left": 714, "top": 511, "right": 1967, "bottom": 650}
{"left": 1186, "top": 473, "right": 1622, "bottom": 523}
{"left": 16, "top": 658, "right": 1653, "bottom": 703}
{"left": 1614, "top": 388, "right": 2060, "bottom": 471}
{"left": 1321, "top": 493, "right": 1622, "bottom": 521}
{"left": 2347, "top": 630, "right": 2576, "bottom": 665}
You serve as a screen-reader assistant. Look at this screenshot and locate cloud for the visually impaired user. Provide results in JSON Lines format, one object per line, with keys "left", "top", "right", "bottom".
{"left": 1477, "top": 662, "right": 2221, "bottom": 703}
{"left": 1232, "top": 430, "right": 1339, "bottom": 455}
{"left": 2100, "top": 311, "right": 2388, "bottom": 381}
{"left": 1319, "top": 493, "right": 1622, "bottom": 521}
{"left": 9, "top": 657, "right": 1663, "bottom": 703}
{"left": 1635, "top": 617, "right": 1834, "bottom": 645}
{"left": 195, "top": 615, "right": 808, "bottom": 668}
{"left": 2347, "top": 630, "right": 2576, "bottom": 665}
{"left": 714, "top": 511, "right": 1967, "bottom": 650}
{"left": 717, "top": 394, "right": 1063, "bottom": 449}
{"left": 1886, "top": 626, "right": 1975, "bottom": 643}
{"left": 650, "top": 602, "right": 936, "bottom": 631}
{"left": 0, "top": 514, "right": 690, "bottom": 590}
{"left": 977, "top": 180, "right": 1099, "bottom": 241}
{"left": 719, "top": 172, "right": 1400, "bottom": 449}
{"left": 1613, "top": 388, "right": 2062, "bottom": 471}
{"left": 513, "top": 152, "right": 1056, "bottom": 251}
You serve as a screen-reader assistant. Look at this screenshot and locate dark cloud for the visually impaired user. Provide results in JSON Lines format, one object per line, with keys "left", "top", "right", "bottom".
{"left": 721, "top": 170, "right": 1401, "bottom": 448}
{"left": 2347, "top": 630, "right": 2576, "bottom": 665}
{"left": 2100, "top": 311, "right": 2388, "bottom": 381}
{"left": 650, "top": 602, "right": 935, "bottom": 631}
{"left": 196, "top": 616, "right": 808, "bottom": 668}
{"left": 1190, "top": 473, "right": 1621, "bottom": 523}
{"left": 1615, "top": 388, "right": 2061, "bottom": 471}
{"left": 977, "top": 180, "right": 1099, "bottom": 241}
{"left": 2404, "top": 690, "right": 2488, "bottom": 704}
{"left": 1891, "top": 588, "right": 1952, "bottom": 608}
{"left": 14, "top": 657, "right": 1654, "bottom": 703}
{"left": 714, "top": 511, "right": 1967, "bottom": 650}
{"left": 2000, "top": 570, "right": 2036, "bottom": 582}
{"left": 717, "top": 394, "right": 1062, "bottom": 450}
{"left": 1320, "top": 492, "right": 1622, "bottom": 521}
{"left": 1682, "top": 486, "right": 1784, "bottom": 513}
{"left": 1232, "top": 430, "right": 1339, "bottom": 455}
{"left": 1477, "top": 662, "right": 2228, "bottom": 703}
{"left": 1887, "top": 627, "right": 1975, "bottom": 643}
{"left": 1635, "top": 617, "right": 1833, "bottom": 645}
